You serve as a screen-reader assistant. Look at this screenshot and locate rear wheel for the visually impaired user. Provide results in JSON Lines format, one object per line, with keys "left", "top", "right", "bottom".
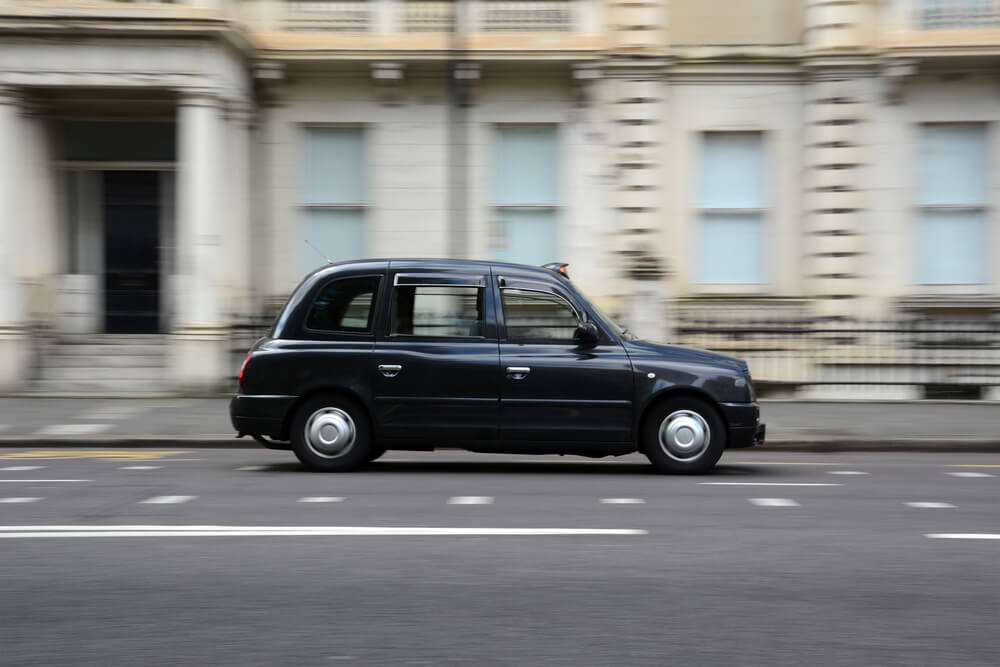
{"left": 291, "top": 395, "right": 371, "bottom": 472}
{"left": 366, "top": 446, "right": 387, "bottom": 463}
{"left": 642, "top": 396, "right": 726, "bottom": 474}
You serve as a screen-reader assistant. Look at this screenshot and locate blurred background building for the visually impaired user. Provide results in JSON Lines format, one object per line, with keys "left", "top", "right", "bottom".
{"left": 0, "top": 0, "right": 998, "bottom": 397}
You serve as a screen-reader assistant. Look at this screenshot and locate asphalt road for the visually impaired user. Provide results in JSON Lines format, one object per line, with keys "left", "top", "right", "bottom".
{"left": 1, "top": 447, "right": 998, "bottom": 666}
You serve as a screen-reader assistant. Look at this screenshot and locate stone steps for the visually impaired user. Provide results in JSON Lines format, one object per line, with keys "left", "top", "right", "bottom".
{"left": 30, "top": 335, "right": 167, "bottom": 394}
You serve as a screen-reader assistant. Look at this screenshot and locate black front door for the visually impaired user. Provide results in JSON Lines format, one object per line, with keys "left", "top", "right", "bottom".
{"left": 103, "top": 171, "right": 160, "bottom": 333}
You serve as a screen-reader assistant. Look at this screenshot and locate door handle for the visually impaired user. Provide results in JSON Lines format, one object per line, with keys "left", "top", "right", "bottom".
{"left": 506, "top": 366, "right": 531, "bottom": 380}
{"left": 378, "top": 364, "right": 402, "bottom": 378}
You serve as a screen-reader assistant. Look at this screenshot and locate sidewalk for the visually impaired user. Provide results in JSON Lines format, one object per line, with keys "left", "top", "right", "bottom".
{"left": 0, "top": 397, "right": 997, "bottom": 451}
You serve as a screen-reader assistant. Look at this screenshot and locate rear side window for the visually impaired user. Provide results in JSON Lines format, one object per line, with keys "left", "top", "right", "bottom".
{"left": 306, "top": 275, "right": 381, "bottom": 333}
{"left": 502, "top": 289, "right": 580, "bottom": 343}
{"left": 392, "top": 286, "right": 484, "bottom": 338}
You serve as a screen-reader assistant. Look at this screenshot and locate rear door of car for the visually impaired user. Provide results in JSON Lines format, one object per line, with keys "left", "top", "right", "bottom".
{"left": 373, "top": 265, "right": 500, "bottom": 443}
{"left": 496, "top": 276, "right": 633, "bottom": 446}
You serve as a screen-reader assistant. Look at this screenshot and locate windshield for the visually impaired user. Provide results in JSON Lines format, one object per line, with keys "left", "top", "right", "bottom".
{"left": 580, "top": 294, "right": 637, "bottom": 341}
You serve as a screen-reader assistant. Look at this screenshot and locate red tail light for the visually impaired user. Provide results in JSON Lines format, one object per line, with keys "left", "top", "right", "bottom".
{"left": 238, "top": 353, "right": 253, "bottom": 389}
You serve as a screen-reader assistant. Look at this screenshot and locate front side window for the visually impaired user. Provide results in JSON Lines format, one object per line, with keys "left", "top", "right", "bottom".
{"left": 502, "top": 289, "right": 580, "bottom": 343}
{"left": 392, "top": 286, "right": 485, "bottom": 338}
{"left": 306, "top": 275, "right": 381, "bottom": 333}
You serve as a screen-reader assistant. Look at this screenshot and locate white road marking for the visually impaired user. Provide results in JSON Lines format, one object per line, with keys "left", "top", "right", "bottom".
{"left": 298, "top": 497, "right": 345, "bottom": 503}
{"left": 926, "top": 534, "right": 1000, "bottom": 540}
{"left": 120, "top": 466, "right": 161, "bottom": 470}
{"left": 448, "top": 496, "right": 494, "bottom": 505}
{"left": 235, "top": 466, "right": 269, "bottom": 471}
{"left": 905, "top": 502, "right": 956, "bottom": 509}
{"left": 0, "top": 497, "right": 43, "bottom": 504}
{"left": 0, "top": 479, "right": 91, "bottom": 483}
{"left": 828, "top": 471, "right": 869, "bottom": 476}
{"left": 947, "top": 472, "right": 994, "bottom": 478}
{"left": 748, "top": 498, "right": 799, "bottom": 507}
{"left": 0, "top": 466, "right": 45, "bottom": 471}
{"left": 600, "top": 498, "right": 646, "bottom": 504}
{"left": 0, "top": 525, "right": 649, "bottom": 538}
{"left": 698, "top": 482, "right": 840, "bottom": 487}
{"left": 139, "top": 495, "right": 196, "bottom": 504}
{"left": 34, "top": 424, "right": 112, "bottom": 437}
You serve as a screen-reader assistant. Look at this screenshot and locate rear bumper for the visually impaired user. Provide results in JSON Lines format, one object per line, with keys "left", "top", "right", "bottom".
{"left": 721, "top": 401, "right": 765, "bottom": 449}
{"left": 230, "top": 394, "right": 297, "bottom": 440}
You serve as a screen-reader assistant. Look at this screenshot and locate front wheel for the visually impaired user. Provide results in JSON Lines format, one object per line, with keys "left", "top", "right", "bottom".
{"left": 291, "top": 395, "right": 371, "bottom": 472}
{"left": 642, "top": 396, "right": 726, "bottom": 474}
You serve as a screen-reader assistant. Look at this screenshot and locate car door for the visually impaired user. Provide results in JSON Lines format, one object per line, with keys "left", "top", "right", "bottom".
{"left": 373, "top": 267, "right": 500, "bottom": 443}
{"left": 497, "top": 277, "right": 633, "bottom": 445}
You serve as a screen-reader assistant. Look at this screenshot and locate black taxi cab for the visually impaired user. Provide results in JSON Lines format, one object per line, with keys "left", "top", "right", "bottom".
{"left": 230, "top": 259, "right": 765, "bottom": 473}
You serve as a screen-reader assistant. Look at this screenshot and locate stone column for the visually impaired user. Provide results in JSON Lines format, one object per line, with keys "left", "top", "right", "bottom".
{"left": 224, "top": 101, "right": 254, "bottom": 317}
{"left": 170, "top": 90, "right": 228, "bottom": 392}
{"left": 0, "top": 87, "right": 28, "bottom": 391}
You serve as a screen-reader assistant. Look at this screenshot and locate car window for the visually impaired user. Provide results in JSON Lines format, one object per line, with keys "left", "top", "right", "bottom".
{"left": 305, "top": 275, "right": 381, "bottom": 333}
{"left": 502, "top": 289, "right": 580, "bottom": 343}
{"left": 392, "top": 285, "right": 485, "bottom": 338}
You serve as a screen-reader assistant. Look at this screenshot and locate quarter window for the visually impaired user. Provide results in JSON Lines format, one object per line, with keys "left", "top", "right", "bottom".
{"left": 306, "top": 276, "right": 381, "bottom": 333}
{"left": 502, "top": 289, "right": 580, "bottom": 343}
{"left": 392, "top": 286, "right": 485, "bottom": 338}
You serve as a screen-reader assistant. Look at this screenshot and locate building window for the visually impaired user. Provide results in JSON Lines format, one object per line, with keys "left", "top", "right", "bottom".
{"left": 489, "top": 126, "right": 559, "bottom": 266}
{"left": 300, "top": 127, "right": 365, "bottom": 276}
{"left": 916, "top": 0, "right": 1000, "bottom": 30}
{"left": 696, "top": 132, "right": 766, "bottom": 284}
{"left": 916, "top": 124, "right": 988, "bottom": 285}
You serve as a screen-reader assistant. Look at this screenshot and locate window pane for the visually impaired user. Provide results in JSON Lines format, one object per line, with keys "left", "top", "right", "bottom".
{"left": 502, "top": 289, "right": 579, "bottom": 343}
{"left": 698, "top": 132, "right": 765, "bottom": 209}
{"left": 917, "top": 209, "right": 986, "bottom": 284}
{"left": 493, "top": 126, "right": 558, "bottom": 205}
{"left": 392, "top": 286, "right": 484, "bottom": 337}
{"left": 302, "top": 127, "right": 365, "bottom": 204}
{"left": 301, "top": 209, "right": 365, "bottom": 277}
{"left": 697, "top": 212, "right": 764, "bottom": 284}
{"left": 306, "top": 276, "right": 381, "bottom": 332}
{"left": 489, "top": 208, "right": 558, "bottom": 266}
{"left": 918, "top": 124, "right": 987, "bottom": 205}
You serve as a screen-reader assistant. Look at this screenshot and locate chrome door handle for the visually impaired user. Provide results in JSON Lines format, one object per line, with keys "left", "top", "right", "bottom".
{"left": 506, "top": 366, "right": 531, "bottom": 380}
{"left": 378, "top": 364, "right": 402, "bottom": 378}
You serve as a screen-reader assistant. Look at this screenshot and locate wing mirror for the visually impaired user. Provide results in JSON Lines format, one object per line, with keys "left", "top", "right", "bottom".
{"left": 573, "top": 321, "right": 600, "bottom": 347}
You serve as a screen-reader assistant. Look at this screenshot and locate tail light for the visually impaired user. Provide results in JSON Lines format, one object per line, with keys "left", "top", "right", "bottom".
{"left": 238, "top": 352, "right": 253, "bottom": 389}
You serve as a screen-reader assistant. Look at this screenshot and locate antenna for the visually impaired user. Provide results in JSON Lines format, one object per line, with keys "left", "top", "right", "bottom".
{"left": 304, "top": 239, "right": 334, "bottom": 265}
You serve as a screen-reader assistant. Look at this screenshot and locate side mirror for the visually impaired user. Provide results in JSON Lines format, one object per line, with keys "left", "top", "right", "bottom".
{"left": 573, "top": 321, "right": 600, "bottom": 347}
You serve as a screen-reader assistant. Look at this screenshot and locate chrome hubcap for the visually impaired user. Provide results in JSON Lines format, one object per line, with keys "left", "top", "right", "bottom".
{"left": 304, "top": 407, "right": 356, "bottom": 459}
{"left": 658, "top": 410, "right": 710, "bottom": 462}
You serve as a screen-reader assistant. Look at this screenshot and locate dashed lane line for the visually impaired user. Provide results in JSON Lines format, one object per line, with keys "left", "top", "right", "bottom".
{"left": 120, "top": 466, "right": 162, "bottom": 470}
{"left": 828, "top": 471, "right": 869, "bottom": 476}
{"left": 0, "top": 466, "right": 45, "bottom": 471}
{"left": 600, "top": 498, "right": 646, "bottom": 504}
{"left": 0, "top": 526, "right": 649, "bottom": 538}
{"left": 0, "top": 479, "right": 91, "bottom": 483}
{"left": 698, "top": 482, "right": 841, "bottom": 487}
{"left": 448, "top": 496, "right": 494, "bottom": 505}
{"left": 298, "top": 497, "right": 345, "bottom": 503}
{"left": 235, "top": 466, "right": 269, "bottom": 471}
{"left": 139, "top": 495, "right": 196, "bottom": 505}
{"left": 905, "top": 502, "right": 956, "bottom": 509}
{"left": 0, "top": 498, "right": 43, "bottom": 503}
{"left": 947, "top": 472, "right": 994, "bottom": 478}
{"left": 748, "top": 498, "right": 799, "bottom": 507}
{"left": 926, "top": 534, "right": 1000, "bottom": 540}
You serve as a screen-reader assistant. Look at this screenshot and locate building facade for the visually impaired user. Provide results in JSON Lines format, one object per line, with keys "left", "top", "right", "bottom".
{"left": 0, "top": 0, "right": 998, "bottom": 396}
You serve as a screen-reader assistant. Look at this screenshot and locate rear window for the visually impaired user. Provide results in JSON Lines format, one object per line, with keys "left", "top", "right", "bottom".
{"left": 305, "top": 275, "right": 381, "bottom": 333}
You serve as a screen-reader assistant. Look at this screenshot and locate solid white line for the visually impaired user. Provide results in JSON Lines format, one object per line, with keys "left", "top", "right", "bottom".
{"left": 947, "top": 472, "right": 994, "bottom": 478}
{"left": 140, "top": 495, "right": 196, "bottom": 504}
{"left": 448, "top": 496, "right": 494, "bottom": 505}
{"left": 0, "top": 466, "right": 45, "bottom": 471}
{"left": 600, "top": 498, "right": 646, "bottom": 504}
{"left": 0, "top": 479, "right": 91, "bottom": 483}
{"left": 698, "top": 482, "right": 840, "bottom": 487}
{"left": 0, "top": 497, "right": 43, "bottom": 503}
{"left": 0, "top": 525, "right": 649, "bottom": 538}
{"left": 926, "top": 534, "right": 1000, "bottom": 540}
{"left": 905, "top": 502, "right": 956, "bottom": 509}
{"left": 120, "top": 466, "right": 161, "bottom": 470}
{"left": 828, "top": 471, "right": 869, "bottom": 476}
{"left": 34, "top": 424, "right": 112, "bottom": 437}
{"left": 748, "top": 498, "right": 799, "bottom": 507}
{"left": 298, "top": 497, "right": 345, "bottom": 503}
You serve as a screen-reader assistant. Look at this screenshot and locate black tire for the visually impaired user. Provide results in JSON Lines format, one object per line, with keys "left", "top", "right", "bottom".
{"left": 642, "top": 395, "right": 726, "bottom": 474}
{"left": 366, "top": 446, "right": 387, "bottom": 463}
{"left": 290, "top": 394, "right": 371, "bottom": 472}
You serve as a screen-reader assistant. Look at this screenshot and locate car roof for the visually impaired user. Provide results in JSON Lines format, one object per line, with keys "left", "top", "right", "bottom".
{"left": 302, "top": 258, "right": 564, "bottom": 283}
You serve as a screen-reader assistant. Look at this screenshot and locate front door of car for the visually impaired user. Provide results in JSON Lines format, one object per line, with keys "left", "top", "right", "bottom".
{"left": 373, "top": 271, "right": 500, "bottom": 443}
{"left": 497, "top": 279, "right": 633, "bottom": 446}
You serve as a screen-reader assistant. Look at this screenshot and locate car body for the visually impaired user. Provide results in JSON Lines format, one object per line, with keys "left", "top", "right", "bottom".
{"left": 230, "top": 259, "right": 765, "bottom": 473}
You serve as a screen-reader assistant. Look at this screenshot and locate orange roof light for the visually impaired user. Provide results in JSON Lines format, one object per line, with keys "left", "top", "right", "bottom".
{"left": 542, "top": 262, "right": 570, "bottom": 279}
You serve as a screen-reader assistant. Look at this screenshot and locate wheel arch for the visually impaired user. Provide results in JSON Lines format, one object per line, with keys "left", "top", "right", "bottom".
{"left": 636, "top": 387, "right": 729, "bottom": 447}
